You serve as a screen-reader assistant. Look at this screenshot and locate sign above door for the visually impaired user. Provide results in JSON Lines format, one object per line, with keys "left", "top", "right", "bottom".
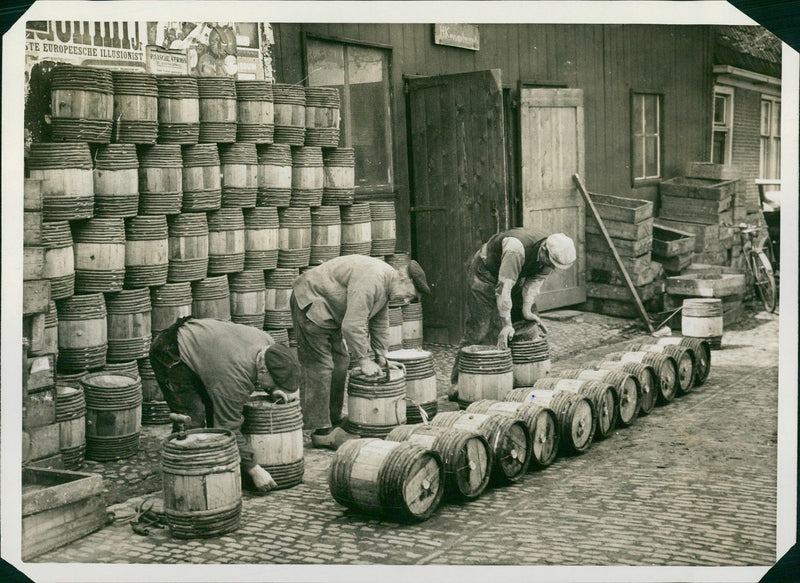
{"left": 433, "top": 24, "right": 480, "bottom": 51}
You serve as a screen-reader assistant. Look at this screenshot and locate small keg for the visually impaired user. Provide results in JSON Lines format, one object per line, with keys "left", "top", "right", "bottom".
{"left": 627, "top": 342, "right": 696, "bottom": 396}
{"left": 387, "top": 304, "right": 404, "bottom": 351}
{"left": 156, "top": 75, "right": 199, "bottom": 144}
{"left": 41, "top": 221, "right": 75, "bottom": 300}
{"left": 181, "top": 144, "right": 222, "bottom": 212}
{"left": 191, "top": 275, "right": 231, "bottom": 321}
{"left": 124, "top": 215, "right": 169, "bottom": 289}
{"left": 72, "top": 217, "right": 126, "bottom": 293}
{"left": 93, "top": 144, "right": 139, "bottom": 217}
{"left": 55, "top": 383, "right": 86, "bottom": 470}
{"left": 50, "top": 64, "right": 113, "bottom": 143}
{"left": 256, "top": 143, "right": 292, "bottom": 207}
{"left": 328, "top": 438, "right": 444, "bottom": 522}
{"left": 682, "top": 298, "right": 724, "bottom": 349}
{"left": 656, "top": 336, "right": 711, "bottom": 385}
{"left": 82, "top": 372, "right": 142, "bottom": 461}
{"left": 139, "top": 357, "right": 172, "bottom": 425}
{"left": 220, "top": 143, "right": 258, "bottom": 208}
{"left": 532, "top": 377, "right": 617, "bottom": 440}
{"left": 111, "top": 70, "right": 159, "bottom": 144}
{"left": 264, "top": 268, "right": 297, "bottom": 329}
{"left": 28, "top": 142, "right": 94, "bottom": 221}
{"left": 197, "top": 76, "right": 237, "bottom": 143}
{"left": 322, "top": 148, "right": 355, "bottom": 206}
{"left": 229, "top": 270, "right": 266, "bottom": 329}
{"left": 277, "top": 207, "right": 311, "bottom": 268}
{"left": 343, "top": 366, "right": 408, "bottom": 438}
{"left": 456, "top": 345, "right": 513, "bottom": 408}
{"left": 150, "top": 282, "right": 192, "bottom": 337}
{"left": 105, "top": 288, "right": 152, "bottom": 363}
{"left": 588, "top": 360, "right": 658, "bottom": 417}
{"left": 235, "top": 80, "right": 274, "bottom": 143}
{"left": 206, "top": 207, "right": 246, "bottom": 275}
{"left": 401, "top": 301, "right": 424, "bottom": 350}
{"left": 510, "top": 336, "right": 551, "bottom": 387}
{"left": 30, "top": 300, "right": 59, "bottom": 358}
{"left": 167, "top": 213, "right": 209, "bottom": 283}
{"left": 243, "top": 206, "right": 280, "bottom": 270}
{"left": 290, "top": 146, "right": 324, "bottom": 207}
{"left": 242, "top": 396, "right": 304, "bottom": 489}
{"left": 304, "top": 86, "right": 340, "bottom": 147}
{"left": 272, "top": 83, "right": 306, "bottom": 145}
{"left": 310, "top": 206, "right": 341, "bottom": 264}
{"left": 369, "top": 201, "right": 397, "bottom": 257}
{"left": 556, "top": 368, "right": 640, "bottom": 428}
{"left": 340, "top": 203, "right": 371, "bottom": 256}
{"left": 138, "top": 144, "right": 183, "bottom": 216}
{"left": 603, "top": 351, "right": 679, "bottom": 405}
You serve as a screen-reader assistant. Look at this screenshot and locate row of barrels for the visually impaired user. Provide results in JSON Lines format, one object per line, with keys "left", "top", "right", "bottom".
{"left": 47, "top": 64, "right": 340, "bottom": 147}
{"left": 28, "top": 142, "right": 357, "bottom": 222}
{"left": 36, "top": 201, "right": 396, "bottom": 298}
{"left": 327, "top": 335, "right": 713, "bottom": 522}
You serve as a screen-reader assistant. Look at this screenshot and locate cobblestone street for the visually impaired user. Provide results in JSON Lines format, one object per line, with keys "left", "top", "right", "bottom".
{"left": 31, "top": 309, "right": 780, "bottom": 569}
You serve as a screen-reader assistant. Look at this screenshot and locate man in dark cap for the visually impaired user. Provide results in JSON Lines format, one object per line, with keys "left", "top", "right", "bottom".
{"left": 450, "top": 228, "right": 577, "bottom": 389}
{"left": 291, "top": 255, "right": 430, "bottom": 449}
{"left": 149, "top": 316, "right": 301, "bottom": 495}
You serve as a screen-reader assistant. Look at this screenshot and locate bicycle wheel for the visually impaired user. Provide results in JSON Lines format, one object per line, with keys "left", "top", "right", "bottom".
{"left": 752, "top": 251, "right": 777, "bottom": 313}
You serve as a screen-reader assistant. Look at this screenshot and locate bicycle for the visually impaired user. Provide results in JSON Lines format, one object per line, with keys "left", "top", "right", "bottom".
{"left": 733, "top": 223, "right": 777, "bottom": 313}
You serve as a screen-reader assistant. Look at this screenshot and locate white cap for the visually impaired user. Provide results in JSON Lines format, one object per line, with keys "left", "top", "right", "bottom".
{"left": 545, "top": 233, "right": 576, "bottom": 270}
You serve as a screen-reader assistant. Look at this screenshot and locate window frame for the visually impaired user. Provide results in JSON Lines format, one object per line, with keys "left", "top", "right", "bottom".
{"left": 630, "top": 90, "right": 663, "bottom": 187}
{"left": 759, "top": 95, "right": 781, "bottom": 180}
{"left": 711, "top": 85, "right": 734, "bottom": 165}
{"left": 302, "top": 33, "right": 395, "bottom": 197}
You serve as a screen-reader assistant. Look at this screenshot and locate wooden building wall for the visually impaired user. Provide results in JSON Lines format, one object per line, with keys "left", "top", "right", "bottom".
{"left": 272, "top": 23, "right": 715, "bottom": 252}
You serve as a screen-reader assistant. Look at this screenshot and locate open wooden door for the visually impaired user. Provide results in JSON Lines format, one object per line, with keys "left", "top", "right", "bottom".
{"left": 519, "top": 88, "right": 586, "bottom": 310}
{"left": 406, "top": 70, "right": 508, "bottom": 344}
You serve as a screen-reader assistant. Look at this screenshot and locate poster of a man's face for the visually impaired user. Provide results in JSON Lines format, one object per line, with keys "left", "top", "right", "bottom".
{"left": 151, "top": 21, "right": 241, "bottom": 76}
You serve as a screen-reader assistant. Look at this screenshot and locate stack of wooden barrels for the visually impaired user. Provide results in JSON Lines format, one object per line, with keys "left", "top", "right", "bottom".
{"left": 23, "top": 63, "right": 422, "bottom": 477}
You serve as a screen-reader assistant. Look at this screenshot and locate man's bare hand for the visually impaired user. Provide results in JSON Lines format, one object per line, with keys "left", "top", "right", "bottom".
{"left": 527, "top": 313, "right": 548, "bottom": 335}
{"left": 359, "top": 358, "right": 382, "bottom": 377}
{"left": 248, "top": 465, "right": 278, "bottom": 494}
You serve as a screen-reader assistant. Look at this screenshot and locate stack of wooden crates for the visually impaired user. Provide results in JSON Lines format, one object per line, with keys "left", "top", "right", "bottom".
{"left": 581, "top": 193, "right": 665, "bottom": 318}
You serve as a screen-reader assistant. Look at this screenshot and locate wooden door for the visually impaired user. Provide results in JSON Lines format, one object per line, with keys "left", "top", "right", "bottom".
{"left": 519, "top": 88, "right": 586, "bottom": 310}
{"left": 407, "top": 70, "right": 508, "bottom": 344}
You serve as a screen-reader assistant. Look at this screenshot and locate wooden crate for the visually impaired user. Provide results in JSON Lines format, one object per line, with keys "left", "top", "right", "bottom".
{"left": 22, "top": 423, "right": 61, "bottom": 463}
{"left": 26, "top": 353, "right": 55, "bottom": 392}
{"left": 652, "top": 251, "right": 692, "bottom": 274}
{"left": 22, "top": 467, "right": 106, "bottom": 561}
{"left": 652, "top": 224, "right": 695, "bottom": 257}
{"left": 24, "top": 387, "right": 57, "bottom": 430}
{"left": 684, "top": 162, "right": 740, "bottom": 181}
{"left": 24, "top": 247, "right": 46, "bottom": 281}
{"left": 587, "top": 252, "right": 657, "bottom": 287}
{"left": 587, "top": 193, "right": 654, "bottom": 223}
{"left": 25, "top": 212, "right": 44, "bottom": 246}
{"left": 586, "top": 216, "right": 653, "bottom": 241}
{"left": 654, "top": 219, "right": 720, "bottom": 252}
{"left": 585, "top": 232, "right": 652, "bottom": 258}
{"left": 586, "top": 278, "right": 664, "bottom": 302}
{"left": 659, "top": 176, "right": 740, "bottom": 201}
{"left": 659, "top": 195, "right": 731, "bottom": 224}
{"left": 24, "top": 178, "right": 43, "bottom": 211}
{"left": 23, "top": 280, "right": 51, "bottom": 316}
{"left": 665, "top": 272, "right": 746, "bottom": 298}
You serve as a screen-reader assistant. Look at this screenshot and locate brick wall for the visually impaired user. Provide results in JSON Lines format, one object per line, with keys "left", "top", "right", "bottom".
{"left": 731, "top": 86, "right": 763, "bottom": 206}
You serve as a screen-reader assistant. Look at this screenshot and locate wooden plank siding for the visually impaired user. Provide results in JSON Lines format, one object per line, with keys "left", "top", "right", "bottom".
{"left": 272, "top": 23, "right": 714, "bottom": 254}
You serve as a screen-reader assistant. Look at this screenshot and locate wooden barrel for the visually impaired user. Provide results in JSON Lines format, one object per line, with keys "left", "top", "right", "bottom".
{"left": 181, "top": 144, "right": 222, "bottom": 212}
{"left": 456, "top": 345, "right": 514, "bottom": 408}
{"left": 72, "top": 217, "right": 126, "bottom": 293}
{"left": 156, "top": 75, "right": 199, "bottom": 144}
{"left": 265, "top": 327, "right": 290, "bottom": 346}
{"left": 82, "top": 372, "right": 142, "bottom": 461}
{"left": 340, "top": 203, "right": 372, "bottom": 256}
{"left": 322, "top": 148, "right": 355, "bottom": 206}
{"left": 504, "top": 388, "right": 596, "bottom": 455}
{"left": 139, "top": 357, "right": 172, "bottom": 425}
{"left": 682, "top": 298, "right": 724, "bottom": 349}
{"left": 290, "top": 146, "right": 324, "bottom": 207}
{"left": 656, "top": 337, "right": 711, "bottom": 385}
{"left": 401, "top": 301, "right": 424, "bottom": 350}
{"left": 50, "top": 64, "right": 113, "bottom": 143}
{"left": 150, "top": 282, "right": 193, "bottom": 336}
{"left": 161, "top": 428, "right": 242, "bottom": 538}
{"left": 111, "top": 71, "right": 159, "bottom": 143}
{"left": 369, "top": 201, "right": 397, "bottom": 256}
{"left": 386, "top": 349, "right": 438, "bottom": 424}
{"left": 206, "top": 208, "right": 245, "bottom": 274}
{"left": 304, "top": 86, "right": 340, "bottom": 147}
{"left": 386, "top": 251, "right": 410, "bottom": 272}
{"left": 554, "top": 369, "right": 639, "bottom": 427}
{"left": 28, "top": 143, "right": 94, "bottom": 221}
{"left": 93, "top": 144, "right": 139, "bottom": 217}
{"left": 387, "top": 305, "right": 404, "bottom": 351}
{"left": 328, "top": 438, "right": 444, "bottom": 522}
{"left": 55, "top": 383, "right": 86, "bottom": 470}
{"left": 138, "top": 144, "right": 183, "bottom": 215}
{"left": 430, "top": 411, "right": 531, "bottom": 484}
{"left": 219, "top": 143, "right": 257, "bottom": 208}
{"left": 278, "top": 207, "right": 311, "bottom": 268}
{"left": 264, "top": 268, "right": 297, "bottom": 329}
{"left": 191, "top": 276, "right": 231, "bottom": 321}
{"left": 310, "top": 205, "right": 341, "bottom": 264}
{"left": 197, "top": 77, "right": 237, "bottom": 143}
{"left": 344, "top": 367, "right": 407, "bottom": 438}
{"left": 256, "top": 143, "right": 292, "bottom": 207}
{"left": 167, "top": 213, "right": 209, "bottom": 282}
{"left": 102, "top": 360, "right": 141, "bottom": 379}
{"left": 55, "top": 370, "right": 88, "bottom": 387}
{"left": 386, "top": 424, "right": 490, "bottom": 500}
{"left": 627, "top": 343, "right": 696, "bottom": 396}
{"left": 588, "top": 360, "right": 658, "bottom": 417}
{"left": 510, "top": 336, "right": 551, "bottom": 387}
{"left": 604, "top": 351, "right": 679, "bottom": 405}
{"left": 41, "top": 221, "right": 75, "bottom": 299}
{"left": 466, "top": 399, "right": 559, "bottom": 469}
{"left": 243, "top": 207, "right": 279, "bottom": 270}
{"left": 30, "top": 300, "right": 59, "bottom": 357}
{"left": 272, "top": 84, "right": 306, "bottom": 145}
{"left": 532, "top": 378, "right": 617, "bottom": 440}
{"left": 125, "top": 215, "right": 169, "bottom": 288}
{"left": 242, "top": 396, "right": 304, "bottom": 489}
{"left": 105, "top": 288, "right": 151, "bottom": 363}
{"left": 235, "top": 80, "right": 274, "bottom": 143}
{"left": 229, "top": 270, "right": 266, "bottom": 329}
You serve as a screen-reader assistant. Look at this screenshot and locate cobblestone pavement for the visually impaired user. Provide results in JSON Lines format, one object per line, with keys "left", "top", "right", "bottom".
{"left": 32, "top": 308, "right": 779, "bottom": 567}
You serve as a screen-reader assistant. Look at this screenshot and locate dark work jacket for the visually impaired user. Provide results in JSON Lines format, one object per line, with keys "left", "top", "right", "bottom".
{"left": 482, "top": 228, "right": 550, "bottom": 279}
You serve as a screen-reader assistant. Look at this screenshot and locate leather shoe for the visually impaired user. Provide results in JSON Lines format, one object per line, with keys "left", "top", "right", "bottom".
{"left": 311, "top": 426, "right": 359, "bottom": 450}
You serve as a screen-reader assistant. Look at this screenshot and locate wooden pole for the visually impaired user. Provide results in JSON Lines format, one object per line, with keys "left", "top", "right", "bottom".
{"left": 573, "top": 174, "right": 655, "bottom": 333}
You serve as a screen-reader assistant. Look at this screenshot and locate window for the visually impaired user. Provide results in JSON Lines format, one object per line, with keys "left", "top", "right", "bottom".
{"left": 711, "top": 86, "right": 734, "bottom": 165}
{"left": 305, "top": 37, "right": 393, "bottom": 194}
{"left": 631, "top": 92, "right": 662, "bottom": 184}
{"left": 760, "top": 96, "right": 781, "bottom": 180}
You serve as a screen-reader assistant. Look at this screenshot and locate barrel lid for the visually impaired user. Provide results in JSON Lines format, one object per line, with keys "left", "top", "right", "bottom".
{"left": 166, "top": 429, "right": 234, "bottom": 449}
{"left": 461, "top": 345, "right": 508, "bottom": 356}
{"left": 386, "top": 348, "right": 431, "bottom": 361}
{"left": 81, "top": 372, "right": 138, "bottom": 388}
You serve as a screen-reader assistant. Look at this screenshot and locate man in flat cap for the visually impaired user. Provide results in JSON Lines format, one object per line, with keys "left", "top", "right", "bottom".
{"left": 291, "top": 254, "right": 430, "bottom": 449}
{"left": 450, "top": 228, "right": 576, "bottom": 388}
{"left": 150, "top": 317, "right": 301, "bottom": 495}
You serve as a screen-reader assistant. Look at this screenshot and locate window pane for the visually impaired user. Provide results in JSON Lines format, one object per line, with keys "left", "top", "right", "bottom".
{"left": 644, "top": 94, "right": 658, "bottom": 134}
{"left": 632, "top": 137, "right": 644, "bottom": 179}
{"left": 347, "top": 45, "right": 390, "bottom": 186}
{"left": 645, "top": 135, "right": 659, "bottom": 177}
{"left": 760, "top": 101, "right": 771, "bottom": 136}
{"left": 712, "top": 131, "right": 726, "bottom": 164}
{"left": 773, "top": 102, "right": 781, "bottom": 137}
{"left": 306, "top": 39, "right": 345, "bottom": 86}
{"left": 713, "top": 95, "right": 726, "bottom": 124}
{"left": 774, "top": 138, "right": 781, "bottom": 178}
{"left": 632, "top": 94, "right": 644, "bottom": 135}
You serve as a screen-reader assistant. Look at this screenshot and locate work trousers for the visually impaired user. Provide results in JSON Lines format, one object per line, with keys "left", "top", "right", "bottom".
{"left": 149, "top": 316, "right": 215, "bottom": 431}
{"left": 290, "top": 294, "right": 349, "bottom": 431}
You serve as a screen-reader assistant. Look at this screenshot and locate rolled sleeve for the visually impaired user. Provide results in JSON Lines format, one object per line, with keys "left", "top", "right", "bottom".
{"left": 341, "top": 276, "right": 383, "bottom": 360}
{"left": 368, "top": 304, "right": 390, "bottom": 356}
{"left": 498, "top": 237, "right": 526, "bottom": 283}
